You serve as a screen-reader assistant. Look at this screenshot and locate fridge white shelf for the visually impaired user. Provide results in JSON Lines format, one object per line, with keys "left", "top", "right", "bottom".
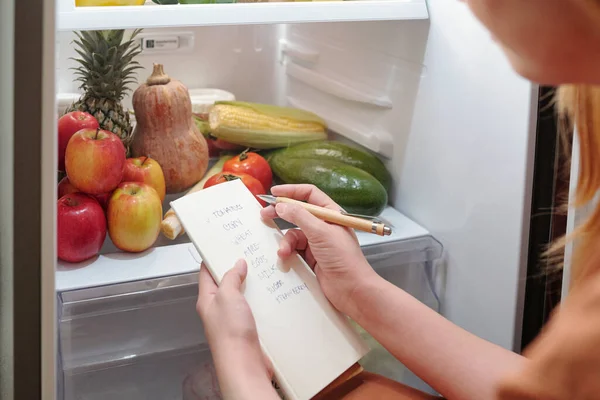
{"left": 57, "top": 0, "right": 429, "bottom": 31}
{"left": 56, "top": 205, "right": 436, "bottom": 292}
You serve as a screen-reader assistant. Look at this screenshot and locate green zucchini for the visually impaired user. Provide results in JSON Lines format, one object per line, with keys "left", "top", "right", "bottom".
{"left": 270, "top": 155, "right": 388, "bottom": 216}
{"left": 272, "top": 141, "right": 392, "bottom": 192}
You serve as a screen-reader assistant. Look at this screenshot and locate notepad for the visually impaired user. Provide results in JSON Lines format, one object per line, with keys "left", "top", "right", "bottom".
{"left": 171, "top": 179, "right": 369, "bottom": 400}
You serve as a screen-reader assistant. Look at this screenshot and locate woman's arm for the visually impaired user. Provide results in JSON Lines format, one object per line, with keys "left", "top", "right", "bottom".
{"left": 348, "top": 275, "right": 527, "bottom": 400}
{"left": 197, "top": 261, "right": 279, "bottom": 400}
{"left": 264, "top": 184, "right": 528, "bottom": 400}
{"left": 212, "top": 340, "right": 278, "bottom": 400}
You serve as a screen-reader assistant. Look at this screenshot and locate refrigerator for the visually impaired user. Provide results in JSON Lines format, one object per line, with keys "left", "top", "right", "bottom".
{"left": 1, "top": 0, "right": 578, "bottom": 398}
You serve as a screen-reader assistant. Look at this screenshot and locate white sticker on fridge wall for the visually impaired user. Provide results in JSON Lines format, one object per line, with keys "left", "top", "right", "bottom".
{"left": 170, "top": 179, "right": 369, "bottom": 400}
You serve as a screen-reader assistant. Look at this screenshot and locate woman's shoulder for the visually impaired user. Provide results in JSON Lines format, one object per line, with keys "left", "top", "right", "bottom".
{"left": 496, "top": 271, "right": 600, "bottom": 400}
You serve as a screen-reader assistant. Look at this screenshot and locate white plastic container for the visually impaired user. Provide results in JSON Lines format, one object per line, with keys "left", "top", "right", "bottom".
{"left": 188, "top": 88, "right": 235, "bottom": 114}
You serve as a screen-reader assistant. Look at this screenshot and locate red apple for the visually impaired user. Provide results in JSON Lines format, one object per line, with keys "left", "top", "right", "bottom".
{"left": 58, "top": 112, "right": 99, "bottom": 171}
{"left": 57, "top": 193, "right": 106, "bottom": 263}
{"left": 65, "top": 128, "right": 126, "bottom": 195}
{"left": 93, "top": 192, "right": 112, "bottom": 211}
{"left": 57, "top": 177, "right": 78, "bottom": 199}
{"left": 107, "top": 182, "right": 162, "bottom": 253}
{"left": 122, "top": 157, "right": 166, "bottom": 202}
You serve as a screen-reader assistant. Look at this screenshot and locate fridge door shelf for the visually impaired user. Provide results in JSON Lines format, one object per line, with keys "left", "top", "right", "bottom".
{"left": 58, "top": 0, "right": 429, "bottom": 31}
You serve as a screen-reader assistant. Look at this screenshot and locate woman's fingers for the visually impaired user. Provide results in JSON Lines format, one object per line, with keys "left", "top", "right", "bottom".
{"left": 260, "top": 205, "right": 277, "bottom": 220}
{"left": 278, "top": 229, "right": 308, "bottom": 259}
{"left": 271, "top": 184, "right": 341, "bottom": 210}
{"left": 304, "top": 246, "right": 317, "bottom": 270}
{"left": 220, "top": 259, "right": 248, "bottom": 293}
{"left": 198, "top": 263, "right": 218, "bottom": 316}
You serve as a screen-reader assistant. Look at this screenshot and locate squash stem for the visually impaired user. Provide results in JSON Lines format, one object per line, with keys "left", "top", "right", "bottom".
{"left": 146, "top": 63, "right": 171, "bottom": 86}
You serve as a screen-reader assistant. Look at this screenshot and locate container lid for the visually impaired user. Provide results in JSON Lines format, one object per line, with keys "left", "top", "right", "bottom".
{"left": 57, "top": 92, "right": 81, "bottom": 105}
{"left": 188, "top": 88, "right": 235, "bottom": 112}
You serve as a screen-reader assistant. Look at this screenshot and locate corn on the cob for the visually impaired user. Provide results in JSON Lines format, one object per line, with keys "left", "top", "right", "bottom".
{"left": 208, "top": 101, "right": 327, "bottom": 149}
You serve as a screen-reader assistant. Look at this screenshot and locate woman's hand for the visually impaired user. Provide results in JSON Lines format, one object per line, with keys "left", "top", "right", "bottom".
{"left": 260, "top": 184, "right": 380, "bottom": 317}
{"left": 197, "top": 260, "right": 278, "bottom": 400}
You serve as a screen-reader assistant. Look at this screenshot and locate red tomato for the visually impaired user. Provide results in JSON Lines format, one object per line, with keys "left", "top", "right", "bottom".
{"left": 204, "top": 172, "right": 267, "bottom": 206}
{"left": 204, "top": 172, "right": 267, "bottom": 207}
{"left": 223, "top": 151, "right": 272, "bottom": 191}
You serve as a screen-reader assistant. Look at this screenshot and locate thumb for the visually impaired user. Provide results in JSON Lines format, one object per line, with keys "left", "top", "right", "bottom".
{"left": 221, "top": 259, "right": 248, "bottom": 292}
{"left": 275, "top": 203, "right": 328, "bottom": 242}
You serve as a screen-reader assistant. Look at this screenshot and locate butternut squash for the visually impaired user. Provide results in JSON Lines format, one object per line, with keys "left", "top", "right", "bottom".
{"left": 131, "top": 63, "right": 209, "bottom": 194}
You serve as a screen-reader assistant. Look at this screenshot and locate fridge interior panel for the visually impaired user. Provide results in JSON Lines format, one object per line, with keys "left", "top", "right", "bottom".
{"left": 392, "top": 0, "right": 536, "bottom": 350}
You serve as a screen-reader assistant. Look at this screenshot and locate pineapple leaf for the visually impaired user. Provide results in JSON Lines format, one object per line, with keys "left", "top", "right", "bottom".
{"left": 73, "top": 49, "right": 93, "bottom": 65}
{"left": 92, "top": 52, "right": 105, "bottom": 64}
{"left": 121, "top": 65, "right": 143, "bottom": 77}
{"left": 70, "top": 58, "right": 92, "bottom": 71}
{"left": 106, "top": 47, "right": 117, "bottom": 64}
{"left": 104, "top": 65, "right": 115, "bottom": 77}
{"left": 105, "top": 30, "right": 124, "bottom": 48}
{"left": 73, "top": 32, "right": 95, "bottom": 54}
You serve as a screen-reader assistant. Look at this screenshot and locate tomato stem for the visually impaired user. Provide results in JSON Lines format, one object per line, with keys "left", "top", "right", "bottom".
{"left": 222, "top": 174, "right": 241, "bottom": 182}
{"left": 239, "top": 148, "right": 250, "bottom": 161}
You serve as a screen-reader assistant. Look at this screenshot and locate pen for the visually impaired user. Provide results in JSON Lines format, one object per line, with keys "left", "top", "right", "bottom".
{"left": 257, "top": 195, "right": 392, "bottom": 236}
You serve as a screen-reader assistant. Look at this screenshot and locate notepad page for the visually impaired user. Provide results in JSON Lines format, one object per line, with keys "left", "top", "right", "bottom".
{"left": 171, "top": 179, "right": 369, "bottom": 400}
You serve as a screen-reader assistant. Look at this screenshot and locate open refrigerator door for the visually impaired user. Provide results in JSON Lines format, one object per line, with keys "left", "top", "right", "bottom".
{"left": 53, "top": 3, "right": 447, "bottom": 398}
{"left": 5, "top": 0, "right": 552, "bottom": 398}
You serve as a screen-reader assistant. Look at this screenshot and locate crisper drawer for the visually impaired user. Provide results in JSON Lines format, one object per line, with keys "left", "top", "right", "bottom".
{"left": 58, "top": 273, "right": 203, "bottom": 372}
{"left": 61, "top": 345, "right": 221, "bottom": 400}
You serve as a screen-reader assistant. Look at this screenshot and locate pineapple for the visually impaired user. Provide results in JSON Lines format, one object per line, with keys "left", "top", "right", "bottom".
{"left": 67, "top": 29, "right": 143, "bottom": 154}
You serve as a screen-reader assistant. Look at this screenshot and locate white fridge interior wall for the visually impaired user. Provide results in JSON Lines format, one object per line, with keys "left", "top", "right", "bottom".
{"left": 57, "top": 24, "right": 283, "bottom": 108}
{"left": 397, "top": 1, "right": 537, "bottom": 351}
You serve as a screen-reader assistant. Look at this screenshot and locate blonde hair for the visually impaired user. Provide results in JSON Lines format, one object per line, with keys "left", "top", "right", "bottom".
{"left": 552, "top": 85, "right": 600, "bottom": 287}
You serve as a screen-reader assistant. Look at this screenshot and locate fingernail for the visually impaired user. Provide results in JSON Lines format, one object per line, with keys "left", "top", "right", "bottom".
{"left": 236, "top": 259, "right": 248, "bottom": 275}
{"left": 275, "top": 203, "right": 288, "bottom": 214}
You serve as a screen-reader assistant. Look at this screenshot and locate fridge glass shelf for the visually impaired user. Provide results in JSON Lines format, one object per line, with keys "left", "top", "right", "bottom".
{"left": 56, "top": 205, "right": 442, "bottom": 292}
{"left": 57, "top": 0, "right": 429, "bottom": 31}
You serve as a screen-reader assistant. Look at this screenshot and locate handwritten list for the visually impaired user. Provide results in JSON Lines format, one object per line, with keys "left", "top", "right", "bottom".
{"left": 170, "top": 179, "right": 368, "bottom": 400}
{"left": 206, "top": 201, "right": 310, "bottom": 306}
